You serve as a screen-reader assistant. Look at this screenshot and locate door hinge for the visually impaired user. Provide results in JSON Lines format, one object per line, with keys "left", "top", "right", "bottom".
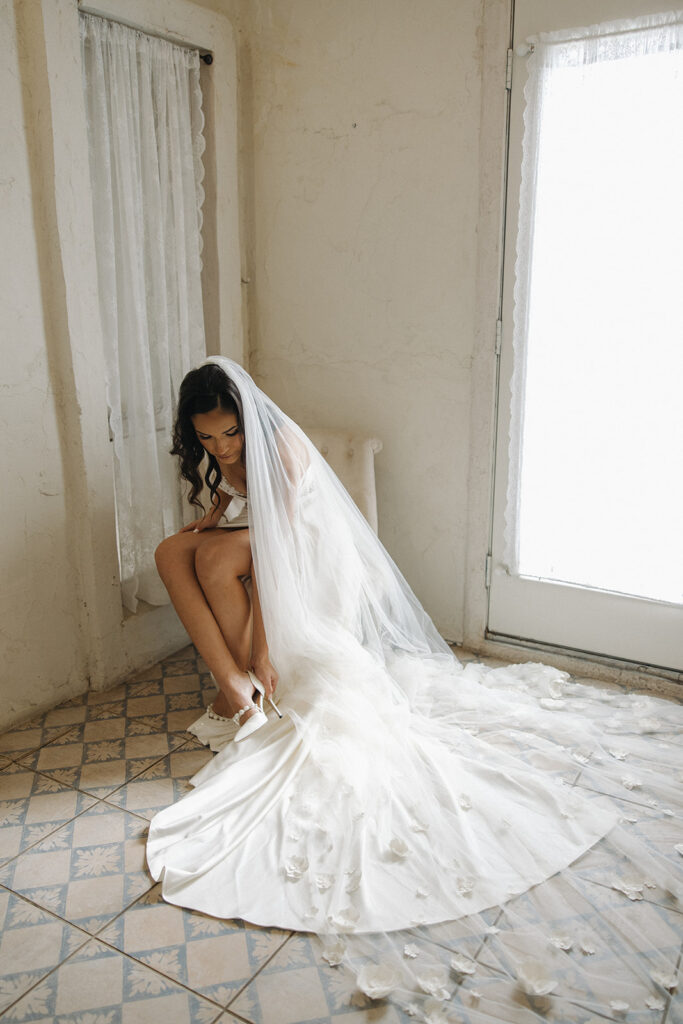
{"left": 495, "top": 319, "right": 502, "bottom": 356}
{"left": 506, "top": 48, "right": 513, "bottom": 90}
{"left": 485, "top": 554, "right": 492, "bottom": 589}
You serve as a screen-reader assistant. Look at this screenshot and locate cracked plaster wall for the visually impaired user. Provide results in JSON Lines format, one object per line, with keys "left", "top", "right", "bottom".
{"left": 246, "top": 0, "right": 485, "bottom": 640}
{"left": 1, "top": 0, "right": 88, "bottom": 725}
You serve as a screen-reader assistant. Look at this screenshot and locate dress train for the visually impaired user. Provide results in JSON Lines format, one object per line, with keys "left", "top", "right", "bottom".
{"left": 147, "top": 649, "right": 683, "bottom": 1018}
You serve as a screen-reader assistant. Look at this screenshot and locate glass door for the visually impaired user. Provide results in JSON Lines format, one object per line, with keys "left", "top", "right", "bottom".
{"left": 488, "top": 1, "right": 683, "bottom": 670}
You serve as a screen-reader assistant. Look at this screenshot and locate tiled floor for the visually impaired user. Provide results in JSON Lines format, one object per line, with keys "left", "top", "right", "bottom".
{"left": 0, "top": 647, "right": 680, "bottom": 1023}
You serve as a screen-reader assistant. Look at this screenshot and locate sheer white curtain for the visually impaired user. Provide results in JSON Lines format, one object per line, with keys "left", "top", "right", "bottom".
{"left": 506, "top": 11, "right": 683, "bottom": 598}
{"left": 80, "top": 13, "right": 207, "bottom": 611}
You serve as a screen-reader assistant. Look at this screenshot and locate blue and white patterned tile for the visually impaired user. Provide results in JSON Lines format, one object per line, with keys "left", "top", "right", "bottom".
{"left": 0, "top": 763, "right": 96, "bottom": 868}
{"left": 476, "top": 876, "right": 680, "bottom": 1020}
{"left": 229, "top": 933, "right": 418, "bottom": 1024}
{"left": 0, "top": 717, "right": 80, "bottom": 761}
{"left": 1, "top": 802, "right": 152, "bottom": 933}
{"left": 79, "top": 658, "right": 206, "bottom": 739}
{"left": 0, "top": 699, "right": 88, "bottom": 763}
{"left": 0, "top": 888, "right": 90, "bottom": 1015}
{"left": 98, "top": 882, "right": 289, "bottom": 1006}
{"left": 568, "top": 815, "right": 683, "bottom": 913}
{"left": 15, "top": 720, "right": 190, "bottom": 799}
{"left": 573, "top": 766, "right": 677, "bottom": 811}
{"left": 102, "top": 742, "right": 213, "bottom": 820}
{"left": 446, "top": 964, "right": 586, "bottom": 1023}
{"left": 0, "top": 938, "right": 226, "bottom": 1023}
{"left": 213, "top": 1016, "right": 261, "bottom": 1024}
{"left": 666, "top": 970, "right": 683, "bottom": 1024}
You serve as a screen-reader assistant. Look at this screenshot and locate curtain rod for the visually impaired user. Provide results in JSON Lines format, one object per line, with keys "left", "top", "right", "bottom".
{"left": 79, "top": 5, "right": 214, "bottom": 64}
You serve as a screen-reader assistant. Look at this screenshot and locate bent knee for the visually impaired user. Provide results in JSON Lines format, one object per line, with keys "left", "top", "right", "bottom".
{"left": 194, "top": 533, "right": 249, "bottom": 585}
{"left": 154, "top": 533, "right": 189, "bottom": 578}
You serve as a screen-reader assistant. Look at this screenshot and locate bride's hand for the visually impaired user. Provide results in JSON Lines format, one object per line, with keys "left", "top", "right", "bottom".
{"left": 251, "top": 654, "right": 278, "bottom": 699}
{"left": 178, "top": 511, "right": 219, "bottom": 533}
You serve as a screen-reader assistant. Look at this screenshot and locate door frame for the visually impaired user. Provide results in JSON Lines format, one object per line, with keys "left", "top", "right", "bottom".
{"left": 462, "top": 0, "right": 682, "bottom": 690}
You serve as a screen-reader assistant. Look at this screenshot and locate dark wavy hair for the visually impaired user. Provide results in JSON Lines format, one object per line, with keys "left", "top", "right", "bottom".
{"left": 171, "top": 363, "right": 244, "bottom": 511}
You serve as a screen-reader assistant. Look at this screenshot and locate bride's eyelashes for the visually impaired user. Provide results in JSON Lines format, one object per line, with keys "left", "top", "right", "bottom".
{"left": 196, "top": 428, "right": 240, "bottom": 440}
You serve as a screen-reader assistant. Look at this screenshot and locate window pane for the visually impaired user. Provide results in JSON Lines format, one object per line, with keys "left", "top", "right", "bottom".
{"left": 518, "top": 45, "right": 683, "bottom": 605}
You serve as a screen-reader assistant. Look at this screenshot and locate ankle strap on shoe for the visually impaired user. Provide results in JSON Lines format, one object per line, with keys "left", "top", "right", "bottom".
{"left": 232, "top": 704, "right": 256, "bottom": 723}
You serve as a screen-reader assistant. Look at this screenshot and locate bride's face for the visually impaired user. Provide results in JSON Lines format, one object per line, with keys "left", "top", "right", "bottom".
{"left": 192, "top": 406, "right": 244, "bottom": 468}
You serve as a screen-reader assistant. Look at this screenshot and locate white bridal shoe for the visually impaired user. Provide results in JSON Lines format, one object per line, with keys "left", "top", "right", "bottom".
{"left": 208, "top": 669, "right": 282, "bottom": 742}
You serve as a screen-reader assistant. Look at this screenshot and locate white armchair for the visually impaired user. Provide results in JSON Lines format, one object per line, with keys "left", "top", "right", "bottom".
{"left": 304, "top": 428, "right": 383, "bottom": 533}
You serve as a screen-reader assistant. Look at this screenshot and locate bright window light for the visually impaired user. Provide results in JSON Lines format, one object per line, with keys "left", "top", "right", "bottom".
{"left": 517, "top": 45, "right": 683, "bottom": 604}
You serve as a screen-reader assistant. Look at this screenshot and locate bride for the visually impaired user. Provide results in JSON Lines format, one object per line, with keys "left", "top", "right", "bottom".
{"left": 148, "top": 355, "right": 682, "bottom": 1019}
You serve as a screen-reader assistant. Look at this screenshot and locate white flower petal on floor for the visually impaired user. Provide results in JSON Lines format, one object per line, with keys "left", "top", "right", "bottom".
{"left": 416, "top": 966, "right": 452, "bottom": 1000}
{"left": 449, "top": 953, "right": 476, "bottom": 974}
{"left": 423, "top": 998, "right": 451, "bottom": 1024}
{"left": 356, "top": 963, "right": 401, "bottom": 999}
{"left": 611, "top": 878, "right": 645, "bottom": 901}
{"left": 321, "top": 937, "right": 346, "bottom": 966}
{"left": 515, "top": 959, "right": 558, "bottom": 996}
{"left": 650, "top": 969, "right": 678, "bottom": 991}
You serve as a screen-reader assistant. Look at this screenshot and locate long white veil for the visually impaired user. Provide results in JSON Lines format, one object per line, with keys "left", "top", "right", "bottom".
{"left": 149, "top": 356, "right": 683, "bottom": 1021}
{"left": 208, "top": 356, "right": 452, "bottom": 706}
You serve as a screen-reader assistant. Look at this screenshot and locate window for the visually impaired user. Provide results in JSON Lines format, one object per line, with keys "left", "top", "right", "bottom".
{"left": 81, "top": 13, "right": 207, "bottom": 611}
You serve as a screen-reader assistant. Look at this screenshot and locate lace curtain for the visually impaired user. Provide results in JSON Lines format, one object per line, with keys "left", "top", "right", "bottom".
{"left": 80, "top": 13, "right": 207, "bottom": 611}
{"left": 505, "top": 11, "right": 683, "bottom": 574}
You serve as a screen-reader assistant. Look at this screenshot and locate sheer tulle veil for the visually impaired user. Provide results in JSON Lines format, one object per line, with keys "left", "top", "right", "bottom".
{"left": 206, "top": 355, "right": 453, "bottom": 698}
{"left": 148, "top": 356, "right": 683, "bottom": 1020}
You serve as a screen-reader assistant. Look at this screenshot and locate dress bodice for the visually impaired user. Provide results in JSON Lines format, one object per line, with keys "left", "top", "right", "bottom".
{"left": 217, "top": 476, "right": 249, "bottom": 526}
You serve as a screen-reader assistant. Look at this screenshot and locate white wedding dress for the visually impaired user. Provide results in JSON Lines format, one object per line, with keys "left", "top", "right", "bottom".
{"left": 147, "top": 357, "right": 683, "bottom": 1019}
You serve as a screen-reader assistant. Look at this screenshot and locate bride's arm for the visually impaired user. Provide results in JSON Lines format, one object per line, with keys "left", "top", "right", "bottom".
{"left": 177, "top": 488, "right": 230, "bottom": 533}
{"left": 275, "top": 424, "right": 311, "bottom": 519}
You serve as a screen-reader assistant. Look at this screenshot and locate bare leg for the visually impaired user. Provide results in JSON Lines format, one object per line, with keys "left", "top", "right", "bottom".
{"left": 155, "top": 528, "right": 258, "bottom": 721}
{"left": 193, "top": 530, "right": 255, "bottom": 716}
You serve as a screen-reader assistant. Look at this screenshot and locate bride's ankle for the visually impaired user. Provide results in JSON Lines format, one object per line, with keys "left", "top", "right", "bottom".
{"left": 211, "top": 671, "right": 254, "bottom": 717}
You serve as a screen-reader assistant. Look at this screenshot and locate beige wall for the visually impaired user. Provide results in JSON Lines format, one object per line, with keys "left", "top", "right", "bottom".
{"left": 1, "top": 0, "right": 88, "bottom": 723}
{"left": 244, "top": 0, "right": 486, "bottom": 640}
